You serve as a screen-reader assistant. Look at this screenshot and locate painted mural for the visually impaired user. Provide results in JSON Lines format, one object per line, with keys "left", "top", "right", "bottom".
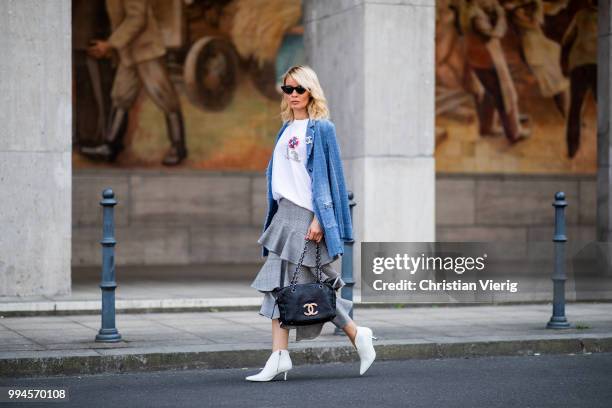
{"left": 436, "top": 0, "right": 598, "bottom": 174}
{"left": 72, "top": 0, "right": 304, "bottom": 169}
{"left": 72, "top": 0, "right": 597, "bottom": 174}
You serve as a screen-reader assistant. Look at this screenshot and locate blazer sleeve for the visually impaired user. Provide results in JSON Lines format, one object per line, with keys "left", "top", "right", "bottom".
{"left": 108, "top": 0, "right": 148, "bottom": 50}
{"left": 323, "top": 120, "right": 354, "bottom": 241}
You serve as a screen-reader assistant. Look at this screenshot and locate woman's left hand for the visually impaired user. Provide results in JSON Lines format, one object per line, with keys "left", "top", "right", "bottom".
{"left": 306, "top": 216, "right": 323, "bottom": 243}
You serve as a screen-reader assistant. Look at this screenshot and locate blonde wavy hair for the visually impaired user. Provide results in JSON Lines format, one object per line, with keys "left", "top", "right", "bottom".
{"left": 280, "top": 65, "right": 330, "bottom": 122}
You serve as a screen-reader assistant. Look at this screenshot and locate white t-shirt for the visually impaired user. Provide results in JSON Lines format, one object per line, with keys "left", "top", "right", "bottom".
{"left": 271, "top": 118, "right": 313, "bottom": 212}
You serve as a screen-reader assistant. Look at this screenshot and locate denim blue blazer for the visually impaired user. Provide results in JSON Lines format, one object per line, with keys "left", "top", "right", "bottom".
{"left": 261, "top": 118, "right": 354, "bottom": 259}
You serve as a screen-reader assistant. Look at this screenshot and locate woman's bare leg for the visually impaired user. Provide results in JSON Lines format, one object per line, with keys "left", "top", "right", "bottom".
{"left": 271, "top": 318, "right": 289, "bottom": 351}
{"left": 273, "top": 319, "right": 358, "bottom": 348}
{"left": 342, "top": 320, "right": 358, "bottom": 348}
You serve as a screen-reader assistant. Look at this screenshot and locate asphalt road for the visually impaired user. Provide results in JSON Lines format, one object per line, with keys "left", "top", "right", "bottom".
{"left": 1, "top": 353, "right": 611, "bottom": 408}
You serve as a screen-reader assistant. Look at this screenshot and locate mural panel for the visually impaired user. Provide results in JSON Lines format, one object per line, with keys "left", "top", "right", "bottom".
{"left": 72, "top": 0, "right": 597, "bottom": 174}
{"left": 436, "top": 0, "right": 598, "bottom": 174}
{"left": 72, "top": 0, "right": 304, "bottom": 169}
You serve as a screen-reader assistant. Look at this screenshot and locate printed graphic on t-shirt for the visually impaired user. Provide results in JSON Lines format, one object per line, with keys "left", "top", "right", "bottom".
{"left": 285, "top": 135, "right": 300, "bottom": 162}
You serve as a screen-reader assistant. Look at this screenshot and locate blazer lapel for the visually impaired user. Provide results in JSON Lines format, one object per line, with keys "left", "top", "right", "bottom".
{"left": 305, "top": 119, "right": 315, "bottom": 163}
{"left": 267, "top": 121, "right": 290, "bottom": 176}
{"left": 275, "top": 121, "right": 290, "bottom": 144}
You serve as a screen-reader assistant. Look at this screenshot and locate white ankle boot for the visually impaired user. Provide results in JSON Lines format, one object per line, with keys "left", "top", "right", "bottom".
{"left": 354, "top": 326, "right": 377, "bottom": 375}
{"left": 245, "top": 349, "right": 292, "bottom": 381}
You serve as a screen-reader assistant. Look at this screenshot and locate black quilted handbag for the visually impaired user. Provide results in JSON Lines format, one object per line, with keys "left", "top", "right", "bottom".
{"left": 273, "top": 238, "right": 337, "bottom": 326}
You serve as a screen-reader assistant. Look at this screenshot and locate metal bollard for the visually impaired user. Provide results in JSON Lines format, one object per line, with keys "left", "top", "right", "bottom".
{"left": 335, "top": 191, "right": 356, "bottom": 335}
{"left": 95, "top": 188, "right": 122, "bottom": 342}
{"left": 547, "top": 191, "right": 571, "bottom": 329}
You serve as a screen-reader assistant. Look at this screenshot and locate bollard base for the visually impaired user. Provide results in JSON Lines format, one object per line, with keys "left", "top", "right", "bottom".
{"left": 546, "top": 316, "right": 571, "bottom": 329}
{"left": 96, "top": 328, "right": 122, "bottom": 342}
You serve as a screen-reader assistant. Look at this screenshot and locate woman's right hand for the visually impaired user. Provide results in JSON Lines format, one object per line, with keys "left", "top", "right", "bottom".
{"left": 305, "top": 216, "right": 323, "bottom": 243}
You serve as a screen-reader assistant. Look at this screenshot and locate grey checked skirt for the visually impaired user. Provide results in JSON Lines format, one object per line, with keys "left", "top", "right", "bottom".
{"left": 251, "top": 197, "right": 353, "bottom": 342}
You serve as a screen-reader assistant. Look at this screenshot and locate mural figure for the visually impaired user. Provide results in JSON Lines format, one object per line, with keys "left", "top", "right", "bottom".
{"left": 446, "top": 0, "right": 499, "bottom": 137}
{"left": 72, "top": 0, "right": 114, "bottom": 149}
{"left": 458, "top": 0, "right": 530, "bottom": 144}
{"left": 80, "top": 0, "right": 188, "bottom": 166}
{"left": 562, "top": 0, "right": 598, "bottom": 158}
{"left": 504, "top": 0, "right": 570, "bottom": 117}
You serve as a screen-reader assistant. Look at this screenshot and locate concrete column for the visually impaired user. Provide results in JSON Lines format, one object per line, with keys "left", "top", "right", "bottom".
{"left": 0, "top": 0, "right": 72, "bottom": 296}
{"left": 304, "top": 0, "right": 436, "bottom": 285}
{"left": 599, "top": 0, "right": 612, "bottom": 242}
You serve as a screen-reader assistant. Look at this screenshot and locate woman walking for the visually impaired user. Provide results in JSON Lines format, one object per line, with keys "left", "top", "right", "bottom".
{"left": 246, "top": 65, "right": 377, "bottom": 382}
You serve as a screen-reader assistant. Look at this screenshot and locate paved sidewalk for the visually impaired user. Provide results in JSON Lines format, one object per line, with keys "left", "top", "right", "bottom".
{"left": 3, "top": 277, "right": 609, "bottom": 316}
{"left": 1, "top": 303, "right": 611, "bottom": 377}
{"left": 0, "top": 280, "right": 265, "bottom": 315}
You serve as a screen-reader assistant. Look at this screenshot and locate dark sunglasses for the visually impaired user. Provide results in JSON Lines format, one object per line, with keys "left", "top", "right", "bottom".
{"left": 281, "top": 85, "right": 308, "bottom": 95}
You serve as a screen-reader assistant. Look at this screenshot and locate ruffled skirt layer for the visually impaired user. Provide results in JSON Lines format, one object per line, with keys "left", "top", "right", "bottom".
{"left": 250, "top": 197, "right": 353, "bottom": 341}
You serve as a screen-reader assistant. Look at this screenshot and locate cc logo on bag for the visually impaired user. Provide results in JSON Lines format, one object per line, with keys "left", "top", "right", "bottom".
{"left": 303, "top": 303, "right": 318, "bottom": 316}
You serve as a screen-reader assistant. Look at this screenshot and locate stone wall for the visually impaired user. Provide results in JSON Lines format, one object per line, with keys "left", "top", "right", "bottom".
{"left": 72, "top": 170, "right": 597, "bottom": 268}
{"left": 72, "top": 170, "right": 267, "bottom": 267}
{"left": 436, "top": 173, "right": 597, "bottom": 243}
